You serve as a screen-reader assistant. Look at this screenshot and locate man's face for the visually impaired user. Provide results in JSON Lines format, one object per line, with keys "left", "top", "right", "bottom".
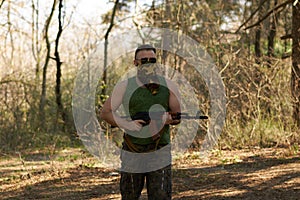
{"left": 134, "top": 50, "right": 158, "bottom": 84}
{"left": 134, "top": 50, "right": 157, "bottom": 66}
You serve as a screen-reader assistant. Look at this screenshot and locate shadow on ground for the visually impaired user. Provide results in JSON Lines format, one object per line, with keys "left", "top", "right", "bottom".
{"left": 172, "top": 156, "right": 299, "bottom": 200}
{"left": 1, "top": 154, "right": 299, "bottom": 200}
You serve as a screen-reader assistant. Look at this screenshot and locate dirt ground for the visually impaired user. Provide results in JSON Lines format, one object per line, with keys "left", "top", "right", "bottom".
{"left": 0, "top": 147, "right": 299, "bottom": 200}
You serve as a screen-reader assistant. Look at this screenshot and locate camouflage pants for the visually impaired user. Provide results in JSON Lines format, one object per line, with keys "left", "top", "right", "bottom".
{"left": 120, "top": 142, "right": 172, "bottom": 200}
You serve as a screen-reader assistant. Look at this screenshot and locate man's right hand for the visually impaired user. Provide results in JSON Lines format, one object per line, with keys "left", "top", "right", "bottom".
{"left": 120, "top": 119, "right": 145, "bottom": 131}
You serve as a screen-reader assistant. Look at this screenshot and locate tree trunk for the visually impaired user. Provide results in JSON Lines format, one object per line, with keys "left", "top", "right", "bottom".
{"left": 54, "top": 0, "right": 67, "bottom": 128}
{"left": 267, "top": 0, "right": 278, "bottom": 61}
{"left": 254, "top": 26, "right": 261, "bottom": 64}
{"left": 39, "top": 0, "right": 57, "bottom": 127}
{"left": 292, "top": 2, "right": 300, "bottom": 127}
{"left": 102, "top": 0, "right": 119, "bottom": 102}
{"left": 31, "top": 0, "right": 41, "bottom": 81}
{"left": 255, "top": 0, "right": 263, "bottom": 64}
{"left": 161, "top": 0, "right": 172, "bottom": 77}
{"left": 7, "top": 1, "right": 15, "bottom": 66}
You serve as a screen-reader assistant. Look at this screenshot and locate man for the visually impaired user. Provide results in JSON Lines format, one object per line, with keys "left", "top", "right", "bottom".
{"left": 100, "top": 44, "right": 181, "bottom": 200}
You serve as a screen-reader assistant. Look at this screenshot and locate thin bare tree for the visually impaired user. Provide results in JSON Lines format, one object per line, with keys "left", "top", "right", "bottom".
{"left": 52, "top": 0, "right": 67, "bottom": 128}
{"left": 39, "top": 0, "right": 57, "bottom": 126}
{"left": 31, "top": 0, "right": 42, "bottom": 80}
{"left": 102, "top": 0, "right": 119, "bottom": 101}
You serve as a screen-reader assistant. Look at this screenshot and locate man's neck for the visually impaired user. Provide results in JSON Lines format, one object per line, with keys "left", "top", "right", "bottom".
{"left": 135, "top": 76, "right": 146, "bottom": 87}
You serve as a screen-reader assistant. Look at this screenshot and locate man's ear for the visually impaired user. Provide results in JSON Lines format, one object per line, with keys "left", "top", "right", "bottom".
{"left": 134, "top": 60, "right": 138, "bottom": 66}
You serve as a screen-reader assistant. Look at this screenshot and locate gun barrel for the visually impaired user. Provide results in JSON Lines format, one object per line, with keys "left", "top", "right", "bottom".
{"left": 171, "top": 112, "right": 208, "bottom": 120}
{"left": 120, "top": 112, "right": 208, "bottom": 121}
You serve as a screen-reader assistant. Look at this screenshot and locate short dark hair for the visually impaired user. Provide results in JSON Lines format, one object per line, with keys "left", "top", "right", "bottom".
{"left": 134, "top": 44, "right": 156, "bottom": 59}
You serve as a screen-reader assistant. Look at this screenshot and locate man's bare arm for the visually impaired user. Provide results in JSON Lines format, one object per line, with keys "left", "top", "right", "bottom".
{"left": 165, "top": 79, "right": 181, "bottom": 125}
{"left": 100, "top": 80, "right": 144, "bottom": 131}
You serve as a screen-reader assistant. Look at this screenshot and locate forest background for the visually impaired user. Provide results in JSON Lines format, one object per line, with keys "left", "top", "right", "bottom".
{"left": 0, "top": 0, "right": 299, "bottom": 160}
{"left": 1, "top": 0, "right": 300, "bottom": 199}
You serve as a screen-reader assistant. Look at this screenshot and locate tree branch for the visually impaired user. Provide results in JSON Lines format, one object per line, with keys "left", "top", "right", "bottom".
{"left": 104, "top": 0, "right": 119, "bottom": 40}
{"left": 281, "top": 52, "right": 292, "bottom": 59}
{"left": 0, "top": 0, "right": 5, "bottom": 10}
{"left": 244, "top": 0, "right": 293, "bottom": 30}
{"left": 235, "top": 0, "right": 268, "bottom": 33}
{"left": 280, "top": 34, "right": 292, "bottom": 40}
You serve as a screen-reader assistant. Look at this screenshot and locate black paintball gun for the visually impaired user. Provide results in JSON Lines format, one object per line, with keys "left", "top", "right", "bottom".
{"left": 120, "top": 111, "right": 208, "bottom": 127}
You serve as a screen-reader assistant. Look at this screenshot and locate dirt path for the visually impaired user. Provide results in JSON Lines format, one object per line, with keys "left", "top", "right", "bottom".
{"left": 0, "top": 147, "right": 299, "bottom": 200}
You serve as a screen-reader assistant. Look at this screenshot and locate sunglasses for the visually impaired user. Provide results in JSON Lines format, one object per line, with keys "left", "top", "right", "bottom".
{"left": 136, "top": 57, "right": 157, "bottom": 64}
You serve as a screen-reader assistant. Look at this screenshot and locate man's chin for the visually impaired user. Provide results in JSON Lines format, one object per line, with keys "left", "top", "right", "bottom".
{"left": 137, "top": 76, "right": 159, "bottom": 85}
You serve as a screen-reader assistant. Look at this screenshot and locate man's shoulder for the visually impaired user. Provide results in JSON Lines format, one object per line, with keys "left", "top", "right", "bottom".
{"left": 114, "top": 76, "right": 139, "bottom": 91}
{"left": 115, "top": 79, "right": 129, "bottom": 88}
{"left": 163, "top": 77, "right": 176, "bottom": 88}
{"left": 162, "top": 77, "right": 180, "bottom": 96}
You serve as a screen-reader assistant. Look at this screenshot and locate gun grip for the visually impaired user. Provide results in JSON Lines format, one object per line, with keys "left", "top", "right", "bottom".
{"left": 171, "top": 112, "right": 181, "bottom": 120}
